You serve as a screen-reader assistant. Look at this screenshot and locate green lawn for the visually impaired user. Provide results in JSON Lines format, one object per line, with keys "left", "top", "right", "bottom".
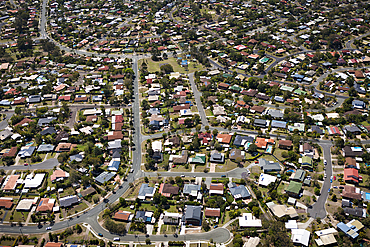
{"left": 215, "top": 160, "right": 238, "bottom": 172}
{"left": 139, "top": 57, "right": 205, "bottom": 74}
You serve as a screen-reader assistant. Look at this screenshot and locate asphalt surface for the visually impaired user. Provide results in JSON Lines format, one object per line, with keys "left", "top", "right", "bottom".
{"left": 307, "top": 144, "right": 333, "bottom": 219}
{"left": 189, "top": 73, "right": 208, "bottom": 126}
{"left": 1, "top": 158, "right": 58, "bottom": 170}
{"left": 0, "top": 112, "right": 14, "bottom": 130}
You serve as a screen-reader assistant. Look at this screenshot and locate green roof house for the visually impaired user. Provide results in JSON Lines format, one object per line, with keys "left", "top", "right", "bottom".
{"left": 294, "top": 89, "right": 307, "bottom": 95}
{"left": 285, "top": 181, "right": 302, "bottom": 197}
{"left": 229, "top": 85, "right": 242, "bottom": 93}
{"left": 189, "top": 154, "right": 206, "bottom": 164}
{"left": 301, "top": 156, "right": 313, "bottom": 170}
{"left": 292, "top": 169, "right": 306, "bottom": 182}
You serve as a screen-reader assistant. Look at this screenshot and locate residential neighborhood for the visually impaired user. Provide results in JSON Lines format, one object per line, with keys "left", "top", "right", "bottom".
{"left": 1, "top": 0, "right": 370, "bottom": 246}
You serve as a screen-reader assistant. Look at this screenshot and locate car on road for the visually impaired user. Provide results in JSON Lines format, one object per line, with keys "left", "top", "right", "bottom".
{"left": 330, "top": 179, "right": 333, "bottom": 183}
{"left": 328, "top": 188, "right": 331, "bottom": 193}
{"left": 98, "top": 233, "right": 103, "bottom": 237}
{"left": 324, "top": 174, "right": 327, "bottom": 178}
{"left": 113, "top": 237, "right": 120, "bottom": 241}
{"left": 180, "top": 175, "right": 185, "bottom": 177}
{"left": 46, "top": 227, "right": 52, "bottom": 230}
{"left": 24, "top": 163, "right": 28, "bottom": 166}
{"left": 324, "top": 160, "right": 327, "bottom": 165}
{"left": 221, "top": 175, "right": 226, "bottom": 177}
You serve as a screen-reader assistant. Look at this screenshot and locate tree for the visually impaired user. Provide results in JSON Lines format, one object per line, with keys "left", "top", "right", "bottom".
{"left": 248, "top": 143, "right": 258, "bottom": 153}
{"left": 145, "top": 238, "right": 151, "bottom": 245}
{"left": 202, "top": 220, "right": 210, "bottom": 232}
{"left": 160, "top": 64, "right": 174, "bottom": 73}
{"left": 314, "top": 187, "right": 320, "bottom": 196}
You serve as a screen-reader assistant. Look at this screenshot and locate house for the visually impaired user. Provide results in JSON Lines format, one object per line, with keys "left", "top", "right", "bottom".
{"left": 291, "top": 229, "right": 310, "bottom": 246}
{"left": 3, "top": 175, "right": 19, "bottom": 191}
{"left": 239, "top": 213, "right": 262, "bottom": 228}
{"left": 259, "top": 158, "right": 281, "bottom": 173}
{"left": 352, "top": 100, "right": 365, "bottom": 109}
{"left": 258, "top": 173, "right": 277, "bottom": 187}
{"left": 302, "top": 143, "right": 314, "bottom": 158}
{"left": 104, "top": 131, "right": 124, "bottom": 141}
{"left": 342, "top": 146, "right": 363, "bottom": 157}
{"left": 28, "top": 95, "right": 41, "bottom": 103}
{"left": 18, "top": 146, "right": 36, "bottom": 158}
{"left": 255, "top": 138, "right": 275, "bottom": 149}
{"left": 266, "top": 109, "right": 284, "bottom": 119}
{"left": 343, "top": 125, "right": 361, "bottom": 135}
{"left": 233, "top": 135, "right": 254, "bottom": 147}
{"left": 183, "top": 184, "right": 201, "bottom": 196}
{"left": 209, "top": 183, "right": 224, "bottom": 195}
{"left": 113, "top": 210, "right": 133, "bottom": 222}
{"left": 36, "top": 198, "right": 55, "bottom": 212}
{"left": 138, "top": 184, "right": 155, "bottom": 200}
{"left": 23, "top": 173, "right": 45, "bottom": 189}
{"left": 95, "top": 172, "right": 116, "bottom": 184}
{"left": 327, "top": 126, "right": 341, "bottom": 136}
{"left": 189, "top": 154, "right": 206, "bottom": 164}
{"left": 37, "top": 117, "right": 57, "bottom": 126}
{"left": 345, "top": 157, "right": 358, "bottom": 169}
{"left": 204, "top": 208, "right": 221, "bottom": 218}
{"left": 292, "top": 169, "right": 306, "bottom": 182}
{"left": 1, "top": 147, "right": 18, "bottom": 157}
{"left": 285, "top": 181, "right": 302, "bottom": 197}
{"left": 344, "top": 168, "right": 359, "bottom": 183}
{"left": 108, "top": 159, "right": 120, "bottom": 171}
{"left": 159, "top": 183, "right": 179, "bottom": 197}
{"left": 301, "top": 156, "right": 313, "bottom": 170}
{"left": 314, "top": 228, "right": 338, "bottom": 246}
{"left": 16, "top": 198, "right": 38, "bottom": 211}
{"left": 342, "top": 185, "right": 362, "bottom": 200}
{"left": 279, "top": 140, "right": 292, "bottom": 150}
{"left": 59, "top": 195, "right": 79, "bottom": 208}
{"left": 55, "top": 143, "right": 76, "bottom": 152}
{"left": 45, "top": 243, "right": 63, "bottom": 247}
{"left": 37, "top": 144, "right": 55, "bottom": 152}
{"left": 184, "top": 205, "right": 202, "bottom": 225}
{"left": 80, "top": 187, "right": 96, "bottom": 198}
{"left": 342, "top": 199, "right": 352, "bottom": 208}
{"left": 344, "top": 207, "right": 366, "bottom": 218}
{"left": 271, "top": 120, "right": 287, "bottom": 129}
{"left": 210, "top": 152, "right": 225, "bottom": 163}
{"left": 163, "top": 212, "right": 181, "bottom": 224}
{"left": 337, "top": 220, "right": 364, "bottom": 239}
{"left": 0, "top": 198, "right": 13, "bottom": 209}
{"left": 216, "top": 133, "right": 232, "bottom": 144}
{"left": 229, "top": 185, "right": 251, "bottom": 199}
{"left": 223, "top": 142, "right": 241, "bottom": 159}
{"left": 253, "top": 119, "right": 267, "bottom": 128}
{"left": 172, "top": 150, "right": 188, "bottom": 165}
{"left": 51, "top": 169, "right": 69, "bottom": 182}
{"left": 135, "top": 211, "right": 154, "bottom": 223}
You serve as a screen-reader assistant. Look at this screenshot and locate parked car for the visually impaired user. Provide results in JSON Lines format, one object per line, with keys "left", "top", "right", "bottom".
{"left": 46, "top": 227, "right": 52, "bottom": 230}
{"left": 98, "top": 233, "right": 103, "bottom": 237}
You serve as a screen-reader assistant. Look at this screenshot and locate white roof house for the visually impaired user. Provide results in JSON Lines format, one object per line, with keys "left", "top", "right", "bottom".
{"left": 291, "top": 229, "right": 310, "bottom": 246}
{"left": 23, "top": 173, "right": 45, "bottom": 188}
{"left": 152, "top": 140, "right": 162, "bottom": 152}
{"left": 238, "top": 213, "right": 262, "bottom": 228}
{"left": 16, "top": 197, "right": 39, "bottom": 211}
{"left": 258, "top": 173, "right": 277, "bottom": 187}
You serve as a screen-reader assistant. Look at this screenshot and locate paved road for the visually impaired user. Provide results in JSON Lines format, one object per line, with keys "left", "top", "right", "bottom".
{"left": 307, "top": 144, "right": 333, "bottom": 219}
{"left": 144, "top": 167, "right": 248, "bottom": 179}
{"left": 0, "top": 112, "right": 14, "bottom": 130}
{"left": 0, "top": 158, "right": 58, "bottom": 170}
{"left": 189, "top": 73, "right": 208, "bottom": 126}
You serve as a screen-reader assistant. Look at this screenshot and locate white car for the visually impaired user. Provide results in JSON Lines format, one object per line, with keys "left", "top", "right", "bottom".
{"left": 46, "top": 227, "right": 52, "bottom": 230}
{"left": 324, "top": 160, "right": 327, "bottom": 165}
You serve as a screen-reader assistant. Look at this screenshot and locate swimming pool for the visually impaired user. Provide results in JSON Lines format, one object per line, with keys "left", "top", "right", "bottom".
{"left": 365, "top": 192, "right": 370, "bottom": 201}
{"left": 287, "top": 169, "right": 295, "bottom": 173}
{"left": 26, "top": 142, "right": 34, "bottom": 146}
{"left": 266, "top": 145, "right": 273, "bottom": 154}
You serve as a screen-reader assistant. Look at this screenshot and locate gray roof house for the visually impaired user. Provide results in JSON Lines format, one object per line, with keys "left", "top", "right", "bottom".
{"left": 40, "top": 127, "right": 57, "bottom": 135}
{"left": 183, "top": 184, "right": 201, "bottom": 195}
{"left": 18, "top": 146, "right": 36, "bottom": 158}
{"left": 233, "top": 135, "right": 254, "bottom": 146}
{"left": 271, "top": 120, "right": 287, "bottom": 129}
{"left": 70, "top": 153, "right": 84, "bottom": 162}
{"left": 267, "top": 109, "right": 284, "bottom": 119}
{"left": 0, "top": 129, "right": 13, "bottom": 141}
{"left": 253, "top": 119, "right": 267, "bottom": 127}
{"left": 184, "top": 205, "right": 202, "bottom": 225}
{"left": 38, "top": 117, "right": 57, "bottom": 126}
{"left": 259, "top": 158, "right": 281, "bottom": 173}
{"left": 28, "top": 95, "right": 41, "bottom": 103}
{"left": 210, "top": 152, "right": 225, "bottom": 163}
{"left": 95, "top": 172, "right": 116, "bottom": 184}
{"left": 59, "top": 195, "right": 79, "bottom": 207}
{"left": 37, "top": 144, "right": 55, "bottom": 152}
{"left": 229, "top": 185, "right": 251, "bottom": 199}
{"left": 352, "top": 100, "right": 365, "bottom": 109}
{"left": 138, "top": 184, "right": 155, "bottom": 200}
